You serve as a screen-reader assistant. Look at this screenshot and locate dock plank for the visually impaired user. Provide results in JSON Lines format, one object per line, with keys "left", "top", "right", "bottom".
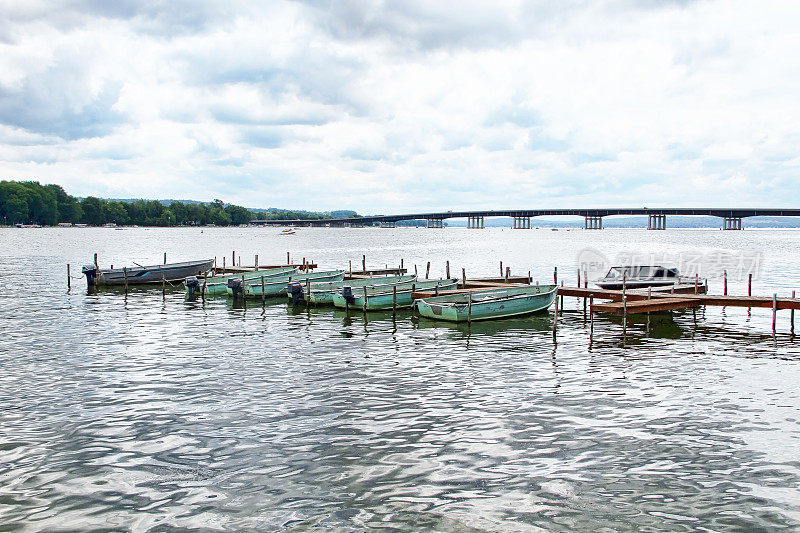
{"left": 592, "top": 297, "right": 702, "bottom": 315}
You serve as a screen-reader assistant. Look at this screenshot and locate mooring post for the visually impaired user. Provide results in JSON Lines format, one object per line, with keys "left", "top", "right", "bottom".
{"left": 695, "top": 274, "right": 699, "bottom": 294}
{"left": 164, "top": 252, "right": 167, "bottom": 265}
{"left": 392, "top": 285, "right": 397, "bottom": 317}
{"left": 462, "top": 268, "right": 466, "bottom": 288}
{"left": 414, "top": 264, "right": 418, "bottom": 277}
{"left": 500, "top": 261, "right": 503, "bottom": 277}
{"left": 306, "top": 279, "right": 311, "bottom": 304}
{"left": 123, "top": 267, "right": 128, "bottom": 294}
{"left": 748, "top": 274, "right": 752, "bottom": 296}
{"left": 446, "top": 261, "right": 450, "bottom": 279}
{"left": 622, "top": 274, "right": 627, "bottom": 336}
{"left": 584, "top": 271, "right": 587, "bottom": 289}
{"left": 255, "top": 255, "right": 258, "bottom": 270}
{"left": 468, "top": 291, "right": 473, "bottom": 325}
{"left": 792, "top": 290, "right": 796, "bottom": 336}
{"left": 223, "top": 256, "right": 226, "bottom": 273}
{"left": 94, "top": 253, "right": 98, "bottom": 267}
{"left": 773, "top": 293, "right": 778, "bottom": 333}
{"left": 553, "top": 266, "right": 557, "bottom": 284}
{"left": 577, "top": 269, "right": 581, "bottom": 287}
{"left": 528, "top": 271, "right": 532, "bottom": 284}
{"left": 505, "top": 267, "right": 510, "bottom": 282}
{"left": 349, "top": 260, "right": 352, "bottom": 275}
{"left": 287, "top": 251, "right": 290, "bottom": 265}
{"left": 363, "top": 286, "right": 368, "bottom": 313}
{"left": 261, "top": 276, "right": 266, "bottom": 303}
{"left": 67, "top": 264, "right": 71, "bottom": 291}
{"left": 232, "top": 251, "right": 235, "bottom": 266}
{"left": 362, "top": 255, "right": 366, "bottom": 273}
{"left": 723, "top": 270, "right": 727, "bottom": 295}
{"left": 426, "top": 262, "right": 431, "bottom": 279}
{"left": 401, "top": 258, "right": 404, "bottom": 271}
{"left": 161, "top": 268, "right": 165, "bottom": 297}
{"left": 589, "top": 296, "right": 594, "bottom": 336}
{"left": 201, "top": 278, "right": 206, "bottom": 300}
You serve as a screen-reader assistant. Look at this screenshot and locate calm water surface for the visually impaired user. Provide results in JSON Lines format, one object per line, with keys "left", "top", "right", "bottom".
{"left": 1, "top": 227, "right": 800, "bottom": 531}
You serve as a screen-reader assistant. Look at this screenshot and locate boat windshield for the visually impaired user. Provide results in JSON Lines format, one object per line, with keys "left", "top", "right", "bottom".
{"left": 605, "top": 266, "right": 677, "bottom": 279}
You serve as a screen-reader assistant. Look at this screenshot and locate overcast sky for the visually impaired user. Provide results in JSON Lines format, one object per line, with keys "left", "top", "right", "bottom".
{"left": 1, "top": 1, "right": 798, "bottom": 213}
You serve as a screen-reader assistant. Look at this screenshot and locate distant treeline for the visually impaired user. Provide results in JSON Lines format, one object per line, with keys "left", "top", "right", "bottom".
{"left": 0, "top": 180, "right": 339, "bottom": 226}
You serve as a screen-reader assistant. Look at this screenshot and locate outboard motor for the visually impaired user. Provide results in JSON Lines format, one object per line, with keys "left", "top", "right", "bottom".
{"left": 185, "top": 276, "right": 201, "bottom": 297}
{"left": 82, "top": 265, "right": 98, "bottom": 287}
{"left": 287, "top": 282, "right": 304, "bottom": 306}
{"left": 341, "top": 286, "right": 355, "bottom": 307}
{"left": 227, "top": 277, "right": 243, "bottom": 299}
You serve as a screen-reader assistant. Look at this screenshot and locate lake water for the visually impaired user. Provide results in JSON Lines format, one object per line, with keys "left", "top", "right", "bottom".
{"left": 1, "top": 226, "right": 800, "bottom": 531}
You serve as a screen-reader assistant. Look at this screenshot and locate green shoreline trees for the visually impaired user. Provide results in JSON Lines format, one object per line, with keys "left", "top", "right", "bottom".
{"left": 0, "top": 180, "right": 334, "bottom": 226}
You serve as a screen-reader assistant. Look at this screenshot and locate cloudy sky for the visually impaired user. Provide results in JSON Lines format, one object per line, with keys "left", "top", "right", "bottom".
{"left": 1, "top": 1, "right": 798, "bottom": 213}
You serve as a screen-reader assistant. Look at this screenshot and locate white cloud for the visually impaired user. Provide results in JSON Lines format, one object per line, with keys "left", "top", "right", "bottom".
{"left": 1, "top": 0, "right": 799, "bottom": 212}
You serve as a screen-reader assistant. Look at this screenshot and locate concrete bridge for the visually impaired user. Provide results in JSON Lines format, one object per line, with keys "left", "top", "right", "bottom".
{"left": 252, "top": 208, "right": 800, "bottom": 230}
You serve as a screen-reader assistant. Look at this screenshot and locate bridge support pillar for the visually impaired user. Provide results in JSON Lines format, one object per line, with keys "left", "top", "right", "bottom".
{"left": 584, "top": 216, "right": 603, "bottom": 230}
{"left": 513, "top": 216, "right": 531, "bottom": 229}
{"left": 467, "top": 216, "right": 484, "bottom": 229}
{"left": 722, "top": 217, "right": 743, "bottom": 230}
{"left": 427, "top": 218, "right": 444, "bottom": 229}
{"left": 648, "top": 214, "right": 666, "bottom": 230}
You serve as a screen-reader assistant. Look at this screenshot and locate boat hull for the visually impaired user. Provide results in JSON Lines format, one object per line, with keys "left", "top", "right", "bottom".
{"left": 305, "top": 275, "right": 417, "bottom": 305}
{"left": 332, "top": 279, "right": 458, "bottom": 310}
{"left": 595, "top": 277, "right": 697, "bottom": 290}
{"left": 416, "top": 285, "right": 557, "bottom": 322}
{"left": 198, "top": 267, "right": 298, "bottom": 295}
{"left": 234, "top": 271, "right": 346, "bottom": 298}
{"left": 85, "top": 259, "right": 214, "bottom": 286}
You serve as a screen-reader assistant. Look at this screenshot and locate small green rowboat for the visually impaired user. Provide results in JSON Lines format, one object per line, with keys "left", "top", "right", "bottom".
{"left": 332, "top": 278, "right": 459, "bottom": 310}
{"left": 231, "top": 270, "right": 346, "bottom": 298}
{"left": 415, "top": 285, "right": 557, "bottom": 322}
{"left": 301, "top": 274, "right": 417, "bottom": 305}
{"left": 191, "top": 266, "right": 298, "bottom": 296}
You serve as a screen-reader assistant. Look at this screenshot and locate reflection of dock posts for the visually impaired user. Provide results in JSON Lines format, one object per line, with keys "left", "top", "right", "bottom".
{"left": 648, "top": 213, "right": 666, "bottom": 230}
{"left": 722, "top": 216, "right": 743, "bottom": 230}
{"left": 467, "top": 215, "right": 484, "bottom": 229}
{"left": 426, "top": 218, "right": 443, "bottom": 228}
{"left": 584, "top": 215, "right": 603, "bottom": 229}
{"left": 512, "top": 216, "right": 531, "bottom": 229}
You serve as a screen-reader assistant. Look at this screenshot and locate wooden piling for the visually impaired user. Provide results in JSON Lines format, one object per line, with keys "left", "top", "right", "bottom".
{"left": 577, "top": 269, "right": 581, "bottom": 287}
{"left": 792, "top": 290, "right": 796, "bottom": 335}
{"left": 553, "top": 266, "right": 557, "bottom": 284}
{"left": 446, "top": 261, "right": 450, "bottom": 279}
{"left": 462, "top": 268, "right": 466, "bottom": 288}
{"left": 400, "top": 258, "right": 404, "bottom": 271}
{"left": 467, "top": 292, "right": 473, "bottom": 325}
{"left": 161, "top": 268, "right": 165, "bottom": 297}
{"left": 559, "top": 281, "right": 564, "bottom": 313}
{"left": 164, "top": 252, "right": 167, "bottom": 265}
{"left": 426, "top": 261, "right": 430, "bottom": 279}
{"left": 67, "top": 264, "right": 71, "bottom": 290}
{"left": 232, "top": 251, "right": 235, "bottom": 266}
{"left": 306, "top": 279, "right": 311, "bottom": 304}
{"left": 123, "top": 267, "right": 128, "bottom": 294}
{"left": 392, "top": 285, "right": 397, "bottom": 316}
{"left": 287, "top": 251, "right": 290, "bottom": 265}
{"left": 202, "top": 278, "right": 206, "bottom": 299}
{"left": 255, "top": 255, "right": 259, "bottom": 269}
{"left": 505, "top": 267, "right": 510, "bottom": 282}
{"left": 748, "top": 273, "right": 752, "bottom": 296}
{"left": 363, "top": 286, "right": 368, "bottom": 313}
{"left": 773, "top": 293, "right": 777, "bottom": 333}
{"left": 261, "top": 276, "right": 266, "bottom": 303}
{"left": 349, "top": 260, "right": 352, "bottom": 275}
{"left": 94, "top": 253, "right": 98, "bottom": 267}
{"left": 589, "top": 296, "right": 594, "bottom": 336}
{"left": 723, "top": 270, "right": 727, "bottom": 295}
{"left": 414, "top": 264, "right": 418, "bottom": 277}
{"left": 362, "top": 255, "right": 366, "bottom": 273}
{"left": 528, "top": 271, "right": 532, "bottom": 284}
{"left": 500, "top": 261, "right": 503, "bottom": 277}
